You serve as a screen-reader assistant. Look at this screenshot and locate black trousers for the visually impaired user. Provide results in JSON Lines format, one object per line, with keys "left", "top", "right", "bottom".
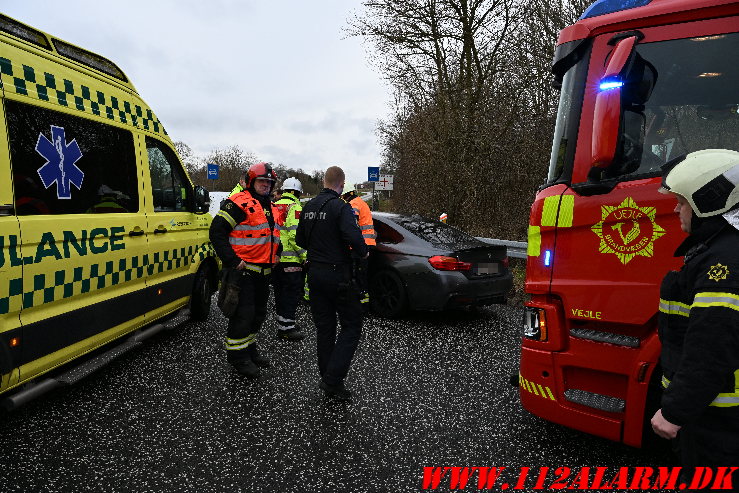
{"left": 273, "top": 263, "right": 304, "bottom": 332}
{"left": 307, "top": 266, "right": 363, "bottom": 386}
{"left": 674, "top": 418, "right": 739, "bottom": 492}
{"left": 226, "top": 270, "right": 270, "bottom": 363}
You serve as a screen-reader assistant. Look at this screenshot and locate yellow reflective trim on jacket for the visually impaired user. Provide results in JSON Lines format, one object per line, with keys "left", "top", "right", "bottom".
{"left": 662, "top": 370, "right": 739, "bottom": 407}
{"left": 659, "top": 298, "right": 691, "bottom": 317}
{"left": 217, "top": 210, "right": 237, "bottom": 227}
{"left": 692, "top": 292, "right": 739, "bottom": 313}
{"left": 528, "top": 225, "right": 541, "bottom": 257}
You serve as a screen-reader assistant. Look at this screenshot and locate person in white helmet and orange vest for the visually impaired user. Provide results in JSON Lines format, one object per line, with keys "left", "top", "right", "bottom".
{"left": 210, "top": 162, "right": 283, "bottom": 378}
{"left": 272, "top": 177, "right": 307, "bottom": 341}
{"left": 651, "top": 149, "right": 739, "bottom": 482}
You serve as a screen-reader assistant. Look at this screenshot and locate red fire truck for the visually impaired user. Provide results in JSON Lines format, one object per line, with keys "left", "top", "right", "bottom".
{"left": 519, "top": 0, "right": 739, "bottom": 447}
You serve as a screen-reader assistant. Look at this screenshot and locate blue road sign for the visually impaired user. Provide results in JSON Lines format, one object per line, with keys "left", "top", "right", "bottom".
{"left": 368, "top": 166, "right": 380, "bottom": 182}
{"left": 207, "top": 163, "right": 219, "bottom": 180}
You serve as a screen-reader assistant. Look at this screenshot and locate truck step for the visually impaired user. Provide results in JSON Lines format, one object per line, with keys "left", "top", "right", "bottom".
{"left": 56, "top": 341, "right": 141, "bottom": 385}
{"left": 164, "top": 311, "right": 190, "bottom": 330}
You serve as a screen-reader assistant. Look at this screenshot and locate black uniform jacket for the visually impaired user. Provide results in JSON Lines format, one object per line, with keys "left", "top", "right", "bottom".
{"left": 209, "top": 191, "right": 280, "bottom": 269}
{"left": 295, "top": 188, "right": 368, "bottom": 265}
{"left": 659, "top": 216, "right": 739, "bottom": 426}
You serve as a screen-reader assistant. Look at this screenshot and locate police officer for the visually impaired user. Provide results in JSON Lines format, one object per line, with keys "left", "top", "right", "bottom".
{"left": 210, "top": 162, "right": 282, "bottom": 378}
{"left": 273, "top": 177, "right": 307, "bottom": 341}
{"left": 651, "top": 149, "right": 739, "bottom": 482}
{"left": 341, "top": 185, "right": 375, "bottom": 309}
{"left": 296, "top": 166, "right": 368, "bottom": 400}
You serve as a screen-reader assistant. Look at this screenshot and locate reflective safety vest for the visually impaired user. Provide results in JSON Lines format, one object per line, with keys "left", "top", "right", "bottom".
{"left": 229, "top": 182, "right": 244, "bottom": 197}
{"left": 350, "top": 196, "right": 376, "bottom": 246}
{"left": 274, "top": 192, "right": 306, "bottom": 264}
{"left": 227, "top": 190, "right": 281, "bottom": 264}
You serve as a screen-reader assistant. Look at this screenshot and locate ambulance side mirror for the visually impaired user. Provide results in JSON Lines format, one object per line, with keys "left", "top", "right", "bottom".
{"left": 590, "top": 35, "right": 640, "bottom": 176}
{"left": 194, "top": 186, "right": 210, "bottom": 214}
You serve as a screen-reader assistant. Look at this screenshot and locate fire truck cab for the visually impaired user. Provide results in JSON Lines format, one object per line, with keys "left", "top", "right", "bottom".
{"left": 519, "top": 0, "right": 739, "bottom": 446}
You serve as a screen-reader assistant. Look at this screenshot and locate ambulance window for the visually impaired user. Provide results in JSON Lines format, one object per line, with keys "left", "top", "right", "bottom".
{"left": 6, "top": 100, "right": 139, "bottom": 215}
{"left": 146, "top": 137, "right": 192, "bottom": 212}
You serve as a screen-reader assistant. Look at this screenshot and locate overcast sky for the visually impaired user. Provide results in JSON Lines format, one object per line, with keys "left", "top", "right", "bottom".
{"left": 3, "top": 1, "right": 390, "bottom": 188}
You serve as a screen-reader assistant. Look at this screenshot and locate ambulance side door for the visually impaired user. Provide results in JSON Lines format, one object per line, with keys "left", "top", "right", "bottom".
{"left": 6, "top": 98, "right": 149, "bottom": 378}
{"left": 141, "top": 135, "right": 204, "bottom": 320}
{"left": 0, "top": 95, "right": 22, "bottom": 392}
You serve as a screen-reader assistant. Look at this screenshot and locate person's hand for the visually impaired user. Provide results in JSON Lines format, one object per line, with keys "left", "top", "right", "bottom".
{"left": 235, "top": 260, "right": 247, "bottom": 271}
{"left": 651, "top": 409, "right": 681, "bottom": 439}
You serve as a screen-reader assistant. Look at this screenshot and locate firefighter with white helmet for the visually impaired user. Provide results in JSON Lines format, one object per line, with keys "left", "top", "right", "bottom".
{"left": 272, "top": 177, "right": 307, "bottom": 340}
{"left": 651, "top": 149, "right": 739, "bottom": 476}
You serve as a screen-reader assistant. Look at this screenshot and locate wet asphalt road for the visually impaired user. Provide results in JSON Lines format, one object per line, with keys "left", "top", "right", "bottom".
{"left": 0, "top": 297, "right": 673, "bottom": 493}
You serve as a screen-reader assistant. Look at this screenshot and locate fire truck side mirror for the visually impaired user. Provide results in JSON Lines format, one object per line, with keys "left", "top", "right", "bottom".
{"left": 591, "top": 36, "right": 639, "bottom": 173}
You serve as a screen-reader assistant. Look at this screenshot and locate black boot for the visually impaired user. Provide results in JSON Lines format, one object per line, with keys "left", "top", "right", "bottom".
{"left": 232, "top": 359, "right": 259, "bottom": 378}
{"left": 276, "top": 327, "right": 305, "bottom": 341}
{"left": 319, "top": 380, "right": 352, "bottom": 401}
{"left": 249, "top": 344, "right": 270, "bottom": 368}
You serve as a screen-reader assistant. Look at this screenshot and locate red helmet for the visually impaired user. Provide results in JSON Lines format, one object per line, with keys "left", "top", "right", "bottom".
{"left": 246, "top": 162, "right": 277, "bottom": 191}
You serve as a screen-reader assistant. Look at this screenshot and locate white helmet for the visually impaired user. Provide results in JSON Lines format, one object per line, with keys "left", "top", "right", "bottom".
{"left": 660, "top": 149, "right": 739, "bottom": 217}
{"left": 343, "top": 185, "right": 356, "bottom": 194}
{"left": 282, "top": 177, "right": 303, "bottom": 193}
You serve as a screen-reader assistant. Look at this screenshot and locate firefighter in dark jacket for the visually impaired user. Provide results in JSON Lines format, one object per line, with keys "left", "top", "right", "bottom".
{"left": 651, "top": 149, "right": 739, "bottom": 480}
{"left": 296, "top": 166, "right": 368, "bottom": 401}
{"left": 209, "top": 162, "right": 282, "bottom": 378}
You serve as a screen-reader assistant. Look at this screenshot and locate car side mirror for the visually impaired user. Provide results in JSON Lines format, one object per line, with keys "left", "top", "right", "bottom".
{"left": 194, "top": 185, "right": 210, "bottom": 214}
{"left": 591, "top": 35, "right": 640, "bottom": 174}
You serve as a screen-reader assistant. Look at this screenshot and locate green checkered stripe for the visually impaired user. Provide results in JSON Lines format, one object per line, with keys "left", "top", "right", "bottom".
{"left": 0, "top": 56, "right": 166, "bottom": 135}
{"left": 0, "top": 242, "right": 215, "bottom": 315}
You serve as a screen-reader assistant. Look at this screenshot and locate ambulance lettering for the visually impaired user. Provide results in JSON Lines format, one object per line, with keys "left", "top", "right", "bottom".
{"left": 0, "top": 227, "right": 125, "bottom": 268}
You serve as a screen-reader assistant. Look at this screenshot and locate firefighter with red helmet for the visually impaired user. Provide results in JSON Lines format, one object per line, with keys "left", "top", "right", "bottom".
{"left": 651, "top": 149, "right": 739, "bottom": 479}
{"left": 210, "top": 162, "right": 283, "bottom": 378}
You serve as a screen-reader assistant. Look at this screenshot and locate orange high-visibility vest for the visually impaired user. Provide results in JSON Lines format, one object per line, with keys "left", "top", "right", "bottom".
{"left": 350, "top": 196, "right": 376, "bottom": 246}
{"left": 228, "top": 190, "right": 281, "bottom": 264}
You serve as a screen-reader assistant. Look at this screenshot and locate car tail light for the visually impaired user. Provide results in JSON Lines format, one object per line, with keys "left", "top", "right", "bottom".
{"left": 428, "top": 255, "right": 471, "bottom": 271}
{"left": 502, "top": 256, "right": 509, "bottom": 269}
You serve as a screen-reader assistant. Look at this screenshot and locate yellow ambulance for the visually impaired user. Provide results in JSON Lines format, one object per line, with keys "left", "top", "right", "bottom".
{"left": 0, "top": 13, "right": 218, "bottom": 409}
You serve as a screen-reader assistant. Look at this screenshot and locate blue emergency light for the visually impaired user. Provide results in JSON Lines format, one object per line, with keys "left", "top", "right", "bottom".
{"left": 580, "top": 0, "right": 652, "bottom": 20}
{"left": 544, "top": 250, "right": 552, "bottom": 267}
{"left": 599, "top": 79, "right": 624, "bottom": 91}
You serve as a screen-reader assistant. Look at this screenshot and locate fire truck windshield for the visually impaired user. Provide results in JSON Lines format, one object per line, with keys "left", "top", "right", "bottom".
{"left": 609, "top": 32, "right": 739, "bottom": 180}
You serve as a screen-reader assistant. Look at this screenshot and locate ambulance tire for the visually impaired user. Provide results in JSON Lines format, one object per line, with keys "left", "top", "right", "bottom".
{"left": 370, "top": 269, "right": 407, "bottom": 318}
{"left": 190, "top": 265, "right": 212, "bottom": 321}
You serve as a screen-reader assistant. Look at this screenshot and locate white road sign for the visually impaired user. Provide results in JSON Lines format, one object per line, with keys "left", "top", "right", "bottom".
{"left": 376, "top": 174, "right": 394, "bottom": 191}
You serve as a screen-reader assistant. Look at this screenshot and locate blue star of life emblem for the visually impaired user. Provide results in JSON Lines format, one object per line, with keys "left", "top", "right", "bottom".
{"left": 35, "top": 125, "right": 84, "bottom": 199}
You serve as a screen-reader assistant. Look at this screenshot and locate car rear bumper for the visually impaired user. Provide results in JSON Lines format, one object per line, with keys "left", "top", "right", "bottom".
{"left": 408, "top": 270, "right": 512, "bottom": 311}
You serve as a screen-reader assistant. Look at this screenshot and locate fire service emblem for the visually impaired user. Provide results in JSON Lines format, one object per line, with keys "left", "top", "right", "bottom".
{"left": 591, "top": 197, "right": 666, "bottom": 265}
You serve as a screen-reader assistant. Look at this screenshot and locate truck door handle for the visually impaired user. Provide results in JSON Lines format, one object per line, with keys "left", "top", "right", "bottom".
{"left": 154, "top": 226, "right": 168, "bottom": 234}
{"left": 128, "top": 228, "right": 145, "bottom": 237}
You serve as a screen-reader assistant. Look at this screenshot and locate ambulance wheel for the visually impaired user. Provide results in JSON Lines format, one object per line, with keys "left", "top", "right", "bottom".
{"left": 370, "top": 270, "right": 407, "bottom": 318}
{"left": 190, "top": 265, "right": 212, "bottom": 321}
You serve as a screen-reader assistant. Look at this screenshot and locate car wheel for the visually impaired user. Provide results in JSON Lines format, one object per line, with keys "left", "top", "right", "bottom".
{"left": 370, "top": 270, "right": 407, "bottom": 318}
{"left": 190, "top": 265, "right": 212, "bottom": 321}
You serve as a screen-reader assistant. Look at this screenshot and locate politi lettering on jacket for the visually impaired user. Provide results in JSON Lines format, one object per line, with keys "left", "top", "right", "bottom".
{"left": 571, "top": 308, "right": 602, "bottom": 320}
{"left": 0, "top": 227, "right": 126, "bottom": 268}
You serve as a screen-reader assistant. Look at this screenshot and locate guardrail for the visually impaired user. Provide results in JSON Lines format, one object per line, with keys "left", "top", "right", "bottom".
{"left": 475, "top": 237, "right": 527, "bottom": 259}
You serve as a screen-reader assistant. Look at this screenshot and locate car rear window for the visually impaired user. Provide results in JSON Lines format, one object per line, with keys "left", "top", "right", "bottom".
{"left": 393, "top": 214, "right": 481, "bottom": 250}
